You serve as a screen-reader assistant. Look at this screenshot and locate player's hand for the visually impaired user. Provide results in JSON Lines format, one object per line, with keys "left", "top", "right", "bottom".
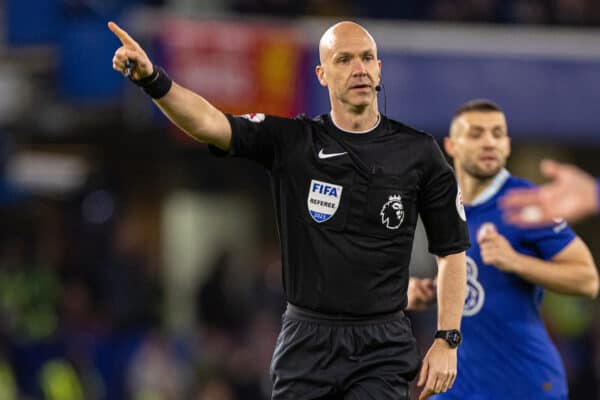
{"left": 417, "top": 339, "right": 457, "bottom": 399}
{"left": 477, "top": 223, "right": 518, "bottom": 273}
{"left": 108, "top": 21, "right": 154, "bottom": 81}
{"left": 500, "top": 159, "right": 598, "bottom": 226}
{"left": 407, "top": 278, "right": 436, "bottom": 311}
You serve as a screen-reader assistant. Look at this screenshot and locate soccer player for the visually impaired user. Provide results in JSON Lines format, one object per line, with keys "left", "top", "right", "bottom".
{"left": 419, "top": 99, "right": 598, "bottom": 399}
{"left": 109, "top": 20, "right": 470, "bottom": 399}
{"left": 501, "top": 159, "right": 600, "bottom": 226}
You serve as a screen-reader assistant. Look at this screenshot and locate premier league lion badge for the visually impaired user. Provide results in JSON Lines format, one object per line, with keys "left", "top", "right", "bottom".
{"left": 380, "top": 194, "right": 404, "bottom": 229}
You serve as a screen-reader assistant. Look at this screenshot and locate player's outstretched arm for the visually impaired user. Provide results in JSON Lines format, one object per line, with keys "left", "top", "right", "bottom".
{"left": 501, "top": 160, "right": 599, "bottom": 226}
{"left": 417, "top": 252, "right": 466, "bottom": 400}
{"left": 108, "top": 21, "right": 232, "bottom": 150}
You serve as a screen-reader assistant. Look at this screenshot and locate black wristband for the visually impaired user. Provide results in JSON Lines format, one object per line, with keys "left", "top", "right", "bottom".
{"left": 130, "top": 65, "right": 172, "bottom": 99}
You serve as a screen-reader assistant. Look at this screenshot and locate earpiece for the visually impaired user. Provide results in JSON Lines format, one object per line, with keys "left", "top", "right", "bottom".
{"left": 375, "top": 75, "right": 382, "bottom": 92}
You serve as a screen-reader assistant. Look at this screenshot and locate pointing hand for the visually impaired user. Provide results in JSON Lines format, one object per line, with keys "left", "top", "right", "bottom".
{"left": 108, "top": 21, "right": 154, "bottom": 81}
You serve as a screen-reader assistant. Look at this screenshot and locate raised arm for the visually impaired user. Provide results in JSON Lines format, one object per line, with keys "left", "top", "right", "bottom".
{"left": 501, "top": 160, "right": 599, "bottom": 226}
{"left": 417, "top": 251, "right": 466, "bottom": 400}
{"left": 108, "top": 21, "right": 231, "bottom": 150}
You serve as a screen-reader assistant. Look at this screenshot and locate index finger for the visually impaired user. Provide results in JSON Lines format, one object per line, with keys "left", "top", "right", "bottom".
{"left": 108, "top": 21, "right": 138, "bottom": 47}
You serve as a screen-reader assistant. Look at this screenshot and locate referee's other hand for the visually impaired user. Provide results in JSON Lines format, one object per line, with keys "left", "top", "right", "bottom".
{"left": 417, "top": 339, "right": 457, "bottom": 399}
{"left": 108, "top": 21, "right": 154, "bottom": 81}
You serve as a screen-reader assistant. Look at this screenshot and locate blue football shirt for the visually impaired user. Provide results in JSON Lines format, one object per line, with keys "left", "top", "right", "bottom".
{"left": 434, "top": 169, "right": 575, "bottom": 400}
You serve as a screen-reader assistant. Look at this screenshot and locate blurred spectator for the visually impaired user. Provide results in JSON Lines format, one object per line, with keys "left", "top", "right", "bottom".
{"left": 231, "top": 0, "right": 308, "bottom": 17}
{"left": 304, "top": 0, "right": 353, "bottom": 17}
{"left": 39, "top": 359, "right": 85, "bottom": 400}
{"left": 195, "top": 249, "right": 248, "bottom": 333}
{"left": 193, "top": 375, "right": 236, "bottom": 400}
{"left": 249, "top": 240, "right": 285, "bottom": 320}
{"left": 100, "top": 214, "right": 162, "bottom": 331}
{"left": 429, "top": 0, "right": 503, "bottom": 23}
{"left": 355, "top": 0, "right": 429, "bottom": 20}
{"left": 554, "top": 0, "right": 588, "bottom": 25}
{"left": 510, "top": 0, "right": 552, "bottom": 24}
{"left": 126, "top": 331, "right": 190, "bottom": 400}
{"left": 0, "top": 215, "right": 60, "bottom": 342}
{"left": 0, "top": 339, "right": 18, "bottom": 400}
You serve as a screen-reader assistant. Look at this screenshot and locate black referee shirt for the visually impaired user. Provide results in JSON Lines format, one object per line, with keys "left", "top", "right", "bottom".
{"left": 210, "top": 113, "right": 470, "bottom": 316}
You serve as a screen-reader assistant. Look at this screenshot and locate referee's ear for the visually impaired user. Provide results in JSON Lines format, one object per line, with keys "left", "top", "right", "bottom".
{"left": 315, "top": 65, "right": 328, "bottom": 87}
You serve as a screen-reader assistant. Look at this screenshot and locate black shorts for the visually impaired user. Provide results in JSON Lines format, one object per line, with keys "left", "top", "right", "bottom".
{"left": 270, "top": 303, "right": 421, "bottom": 400}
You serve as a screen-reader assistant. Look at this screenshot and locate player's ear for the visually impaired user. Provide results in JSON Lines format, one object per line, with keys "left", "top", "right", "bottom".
{"left": 444, "top": 136, "right": 455, "bottom": 158}
{"left": 315, "top": 65, "right": 327, "bottom": 87}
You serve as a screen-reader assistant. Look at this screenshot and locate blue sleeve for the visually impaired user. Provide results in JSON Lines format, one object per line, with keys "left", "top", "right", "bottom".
{"left": 522, "top": 221, "right": 576, "bottom": 260}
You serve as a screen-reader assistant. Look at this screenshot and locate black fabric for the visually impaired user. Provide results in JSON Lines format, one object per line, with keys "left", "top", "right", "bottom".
{"left": 270, "top": 304, "right": 417, "bottom": 400}
{"left": 130, "top": 65, "right": 173, "bottom": 99}
{"left": 209, "top": 113, "right": 470, "bottom": 316}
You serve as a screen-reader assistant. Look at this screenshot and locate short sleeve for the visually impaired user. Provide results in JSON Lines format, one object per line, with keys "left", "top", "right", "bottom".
{"left": 208, "top": 113, "right": 302, "bottom": 170}
{"left": 418, "top": 137, "right": 471, "bottom": 256}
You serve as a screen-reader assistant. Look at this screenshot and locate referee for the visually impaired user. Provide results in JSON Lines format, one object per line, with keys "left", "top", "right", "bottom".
{"left": 109, "top": 20, "right": 470, "bottom": 400}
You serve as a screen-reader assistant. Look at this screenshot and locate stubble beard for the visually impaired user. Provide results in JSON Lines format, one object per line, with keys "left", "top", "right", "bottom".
{"left": 462, "top": 158, "right": 504, "bottom": 181}
{"left": 340, "top": 88, "right": 372, "bottom": 112}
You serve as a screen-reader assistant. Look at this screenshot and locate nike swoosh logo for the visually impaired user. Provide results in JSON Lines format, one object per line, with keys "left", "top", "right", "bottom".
{"left": 318, "top": 149, "right": 348, "bottom": 159}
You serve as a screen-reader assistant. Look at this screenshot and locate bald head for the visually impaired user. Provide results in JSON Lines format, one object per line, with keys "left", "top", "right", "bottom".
{"left": 315, "top": 21, "right": 381, "bottom": 117}
{"left": 319, "top": 21, "right": 377, "bottom": 64}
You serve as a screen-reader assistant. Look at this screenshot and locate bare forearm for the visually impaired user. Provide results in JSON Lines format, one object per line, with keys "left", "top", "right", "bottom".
{"left": 436, "top": 252, "right": 467, "bottom": 329}
{"left": 108, "top": 22, "right": 232, "bottom": 150}
{"left": 155, "top": 82, "right": 232, "bottom": 150}
{"left": 512, "top": 252, "right": 599, "bottom": 298}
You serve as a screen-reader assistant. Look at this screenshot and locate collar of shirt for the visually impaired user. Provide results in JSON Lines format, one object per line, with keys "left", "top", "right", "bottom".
{"left": 470, "top": 168, "right": 511, "bottom": 207}
{"left": 329, "top": 112, "right": 382, "bottom": 134}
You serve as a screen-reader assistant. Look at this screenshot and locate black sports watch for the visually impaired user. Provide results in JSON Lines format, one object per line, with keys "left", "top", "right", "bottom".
{"left": 435, "top": 329, "right": 462, "bottom": 348}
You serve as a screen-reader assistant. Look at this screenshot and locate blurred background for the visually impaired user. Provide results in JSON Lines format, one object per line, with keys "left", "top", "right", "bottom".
{"left": 1, "top": 0, "right": 600, "bottom": 399}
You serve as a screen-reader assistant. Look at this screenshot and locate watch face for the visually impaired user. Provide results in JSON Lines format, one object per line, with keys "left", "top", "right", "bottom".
{"left": 449, "top": 331, "right": 462, "bottom": 346}
{"left": 437, "top": 330, "right": 462, "bottom": 348}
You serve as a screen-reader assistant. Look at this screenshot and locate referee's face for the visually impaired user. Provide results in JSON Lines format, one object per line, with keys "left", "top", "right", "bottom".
{"left": 316, "top": 23, "right": 382, "bottom": 111}
{"left": 446, "top": 111, "right": 511, "bottom": 180}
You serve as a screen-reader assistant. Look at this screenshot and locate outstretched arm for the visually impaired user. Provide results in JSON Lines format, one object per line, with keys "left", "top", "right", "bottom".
{"left": 501, "top": 160, "right": 599, "bottom": 226}
{"left": 417, "top": 252, "right": 466, "bottom": 400}
{"left": 108, "top": 21, "right": 231, "bottom": 150}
